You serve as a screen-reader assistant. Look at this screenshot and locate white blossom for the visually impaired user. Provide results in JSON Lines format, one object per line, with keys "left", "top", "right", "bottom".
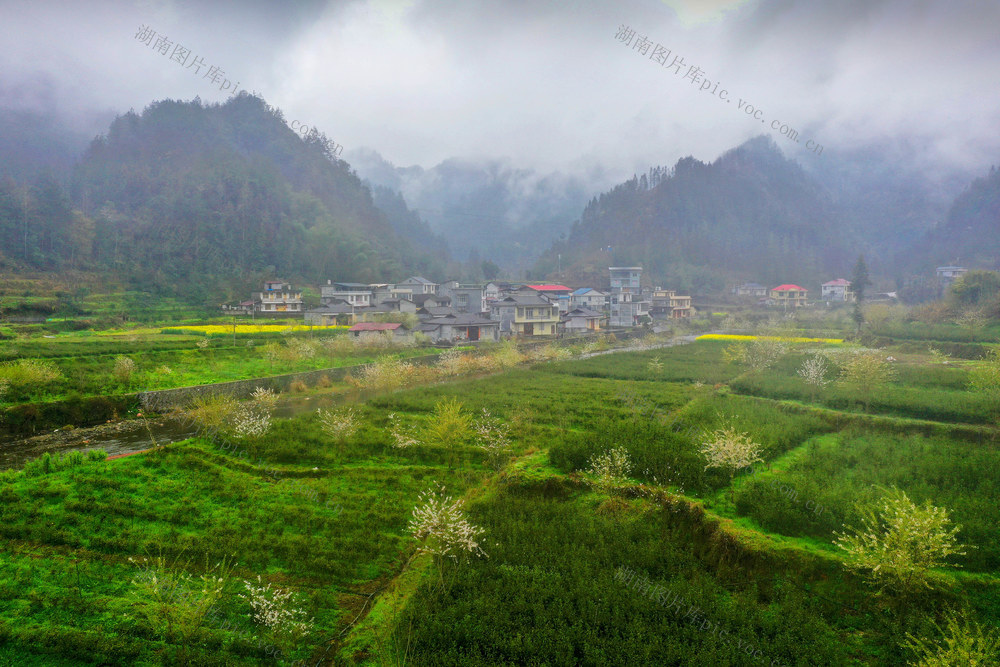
{"left": 387, "top": 412, "right": 419, "bottom": 448}
{"left": 587, "top": 446, "right": 633, "bottom": 493}
{"left": 318, "top": 407, "right": 359, "bottom": 440}
{"left": 240, "top": 575, "right": 313, "bottom": 637}
{"left": 408, "top": 484, "right": 487, "bottom": 560}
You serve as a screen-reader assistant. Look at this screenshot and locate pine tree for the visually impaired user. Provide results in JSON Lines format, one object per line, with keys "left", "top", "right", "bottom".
{"left": 851, "top": 254, "right": 871, "bottom": 331}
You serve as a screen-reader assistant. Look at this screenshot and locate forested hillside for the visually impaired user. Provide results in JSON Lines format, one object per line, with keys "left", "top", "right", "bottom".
{"left": 348, "top": 148, "right": 594, "bottom": 269}
{"left": 912, "top": 165, "right": 1000, "bottom": 271}
{"left": 0, "top": 94, "right": 447, "bottom": 302}
{"left": 535, "top": 136, "right": 854, "bottom": 291}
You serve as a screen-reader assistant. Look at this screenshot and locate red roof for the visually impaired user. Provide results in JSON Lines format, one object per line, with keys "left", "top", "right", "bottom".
{"left": 527, "top": 284, "right": 571, "bottom": 292}
{"left": 771, "top": 284, "right": 808, "bottom": 292}
{"left": 348, "top": 322, "right": 404, "bottom": 331}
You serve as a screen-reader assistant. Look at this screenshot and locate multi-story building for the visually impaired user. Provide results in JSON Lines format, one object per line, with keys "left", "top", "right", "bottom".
{"left": 608, "top": 290, "right": 648, "bottom": 327}
{"left": 608, "top": 267, "right": 649, "bottom": 327}
{"left": 370, "top": 284, "right": 415, "bottom": 303}
{"left": 257, "top": 281, "right": 302, "bottom": 315}
{"left": 398, "top": 276, "right": 438, "bottom": 295}
{"left": 770, "top": 284, "right": 809, "bottom": 308}
{"left": 821, "top": 279, "right": 854, "bottom": 302}
{"left": 669, "top": 292, "right": 692, "bottom": 318}
{"left": 490, "top": 293, "right": 560, "bottom": 336}
{"left": 438, "top": 283, "right": 487, "bottom": 314}
{"left": 609, "top": 266, "right": 642, "bottom": 293}
{"left": 321, "top": 281, "right": 372, "bottom": 308}
{"left": 525, "top": 285, "right": 573, "bottom": 313}
{"left": 649, "top": 289, "right": 692, "bottom": 318}
{"left": 570, "top": 288, "right": 607, "bottom": 311}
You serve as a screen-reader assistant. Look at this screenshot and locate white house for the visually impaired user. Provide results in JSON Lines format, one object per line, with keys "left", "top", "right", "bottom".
{"left": 571, "top": 288, "right": 607, "bottom": 311}
{"left": 821, "top": 279, "right": 854, "bottom": 302}
{"left": 398, "top": 276, "right": 439, "bottom": 295}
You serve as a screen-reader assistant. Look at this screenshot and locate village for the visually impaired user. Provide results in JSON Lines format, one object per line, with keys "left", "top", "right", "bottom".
{"left": 222, "top": 266, "right": 694, "bottom": 343}
{"left": 226, "top": 264, "right": 968, "bottom": 345}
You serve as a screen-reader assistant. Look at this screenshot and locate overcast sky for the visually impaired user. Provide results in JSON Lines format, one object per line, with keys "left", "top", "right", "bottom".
{"left": 2, "top": 0, "right": 999, "bottom": 182}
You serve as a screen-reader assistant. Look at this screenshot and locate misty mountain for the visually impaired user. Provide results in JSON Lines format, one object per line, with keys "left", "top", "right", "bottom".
{"left": 911, "top": 165, "right": 1000, "bottom": 272}
{"left": 368, "top": 183, "right": 450, "bottom": 262}
{"left": 0, "top": 94, "right": 447, "bottom": 300}
{"left": 799, "top": 139, "right": 975, "bottom": 264}
{"left": 533, "top": 136, "right": 856, "bottom": 292}
{"left": 0, "top": 108, "right": 93, "bottom": 183}
{"left": 346, "top": 148, "right": 597, "bottom": 270}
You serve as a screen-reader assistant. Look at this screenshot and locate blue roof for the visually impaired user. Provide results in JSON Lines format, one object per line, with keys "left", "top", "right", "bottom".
{"left": 572, "top": 287, "right": 596, "bottom": 295}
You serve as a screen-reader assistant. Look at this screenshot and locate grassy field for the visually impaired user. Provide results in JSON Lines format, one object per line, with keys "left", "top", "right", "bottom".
{"left": 0, "top": 325, "right": 997, "bottom": 665}
{"left": 0, "top": 331, "right": 439, "bottom": 406}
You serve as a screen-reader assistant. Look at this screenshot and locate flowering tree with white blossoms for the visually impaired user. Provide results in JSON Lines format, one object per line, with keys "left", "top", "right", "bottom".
{"left": 472, "top": 408, "right": 512, "bottom": 469}
{"left": 240, "top": 575, "right": 313, "bottom": 648}
{"left": 586, "top": 446, "right": 633, "bottom": 494}
{"left": 797, "top": 354, "right": 830, "bottom": 402}
{"left": 699, "top": 421, "right": 764, "bottom": 491}
{"left": 318, "top": 407, "right": 359, "bottom": 442}
{"left": 835, "top": 487, "right": 967, "bottom": 594}
{"left": 408, "top": 484, "right": 487, "bottom": 590}
{"left": 387, "top": 412, "right": 419, "bottom": 448}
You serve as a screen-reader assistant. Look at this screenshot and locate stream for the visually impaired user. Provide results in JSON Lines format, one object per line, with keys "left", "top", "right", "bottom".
{"left": 0, "top": 333, "right": 705, "bottom": 469}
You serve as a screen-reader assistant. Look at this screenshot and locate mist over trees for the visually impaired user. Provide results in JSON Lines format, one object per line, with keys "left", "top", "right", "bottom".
{"left": 0, "top": 94, "right": 449, "bottom": 303}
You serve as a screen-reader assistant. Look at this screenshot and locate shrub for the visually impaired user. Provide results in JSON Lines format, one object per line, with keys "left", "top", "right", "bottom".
{"left": 904, "top": 614, "right": 1000, "bottom": 666}
{"left": 423, "top": 397, "right": 472, "bottom": 449}
{"left": 699, "top": 421, "right": 764, "bottom": 485}
{"left": 318, "top": 407, "right": 359, "bottom": 441}
{"left": 838, "top": 352, "right": 897, "bottom": 411}
{"left": 112, "top": 355, "right": 138, "bottom": 385}
{"left": 586, "top": 446, "right": 633, "bottom": 494}
{"left": 187, "top": 391, "right": 273, "bottom": 441}
{"left": 0, "top": 358, "right": 62, "bottom": 389}
{"left": 240, "top": 575, "right": 313, "bottom": 646}
{"left": 408, "top": 483, "right": 487, "bottom": 590}
{"left": 353, "top": 356, "right": 414, "bottom": 392}
{"left": 387, "top": 413, "right": 419, "bottom": 448}
{"left": 472, "top": 408, "right": 512, "bottom": 469}
{"left": 835, "top": 487, "right": 966, "bottom": 593}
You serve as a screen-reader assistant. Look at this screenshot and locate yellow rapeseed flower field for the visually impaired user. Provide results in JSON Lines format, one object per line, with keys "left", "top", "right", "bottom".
{"left": 697, "top": 333, "right": 844, "bottom": 344}
{"left": 161, "top": 324, "right": 348, "bottom": 335}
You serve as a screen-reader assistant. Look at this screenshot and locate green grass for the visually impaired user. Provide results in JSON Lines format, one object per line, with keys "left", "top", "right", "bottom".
{"left": 0, "top": 339, "right": 438, "bottom": 405}
{"left": 734, "top": 430, "right": 1000, "bottom": 572}
{"left": 389, "top": 486, "right": 857, "bottom": 666}
{"left": 2, "top": 330, "right": 1000, "bottom": 665}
